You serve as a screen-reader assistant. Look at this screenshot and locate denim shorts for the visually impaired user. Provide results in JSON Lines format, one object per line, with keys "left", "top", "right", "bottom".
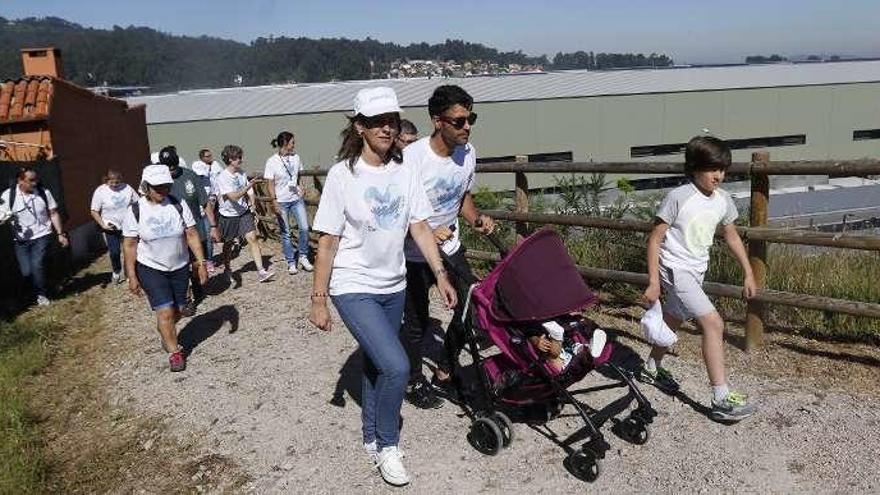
{"left": 660, "top": 265, "right": 717, "bottom": 320}
{"left": 136, "top": 262, "right": 190, "bottom": 311}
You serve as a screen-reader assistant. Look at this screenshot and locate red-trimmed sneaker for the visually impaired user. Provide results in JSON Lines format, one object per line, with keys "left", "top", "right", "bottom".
{"left": 169, "top": 351, "right": 186, "bottom": 372}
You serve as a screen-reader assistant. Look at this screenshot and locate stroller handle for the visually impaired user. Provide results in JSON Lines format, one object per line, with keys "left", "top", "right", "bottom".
{"left": 474, "top": 217, "right": 508, "bottom": 258}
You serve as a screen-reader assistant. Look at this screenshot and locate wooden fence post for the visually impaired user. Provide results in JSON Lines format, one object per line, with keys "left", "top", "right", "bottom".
{"left": 515, "top": 155, "right": 529, "bottom": 238}
{"left": 746, "top": 151, "right": 769, "bottom": 350}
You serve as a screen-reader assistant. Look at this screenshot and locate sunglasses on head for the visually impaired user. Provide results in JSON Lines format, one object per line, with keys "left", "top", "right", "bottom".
{"left": 362, "top": 114, "right": 401, "bottom": 130}
{"left": 438, "top": 112, "right": 478, "bottom": 129}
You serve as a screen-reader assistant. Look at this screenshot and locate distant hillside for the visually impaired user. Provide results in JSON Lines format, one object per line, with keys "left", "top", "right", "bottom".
{"left": 0, "top": 16, "right": 673, "bottom": 92}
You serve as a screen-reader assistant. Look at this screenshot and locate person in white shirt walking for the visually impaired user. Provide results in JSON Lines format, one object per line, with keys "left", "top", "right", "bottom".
{"left": 90, "top": 169, "right": 138, "bottom": 284}
{"left": 214, "top": 145, "right": 275, "bottom": 283}
{"left": 0, "top": 167, "right": 68, "bottom": 306}
{"left": 264, "top": 131, "right": 313, "bottom": 274}
{"left": 309, "top": 87, "right": 456, "bottom": 487}
{"left": 640, "top": 135, "right": 758, "bottom": 422}
{"left": 122, "top": 165, "right": 208, "bottom": 372}
{"left": 400, "top": 85, "right": 495, "bottom": 409}
{"left": 191, "top": 148, "right": 224, "bottom": 271}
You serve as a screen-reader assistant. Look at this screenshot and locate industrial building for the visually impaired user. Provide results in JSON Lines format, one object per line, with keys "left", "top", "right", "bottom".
{"left": 129, "top": 61, "right": 880, "bottom": 190}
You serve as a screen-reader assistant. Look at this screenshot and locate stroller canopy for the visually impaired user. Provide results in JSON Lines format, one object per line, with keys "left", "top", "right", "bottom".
{"left": 493, "top": 229, "right": 597, "bottom": 322}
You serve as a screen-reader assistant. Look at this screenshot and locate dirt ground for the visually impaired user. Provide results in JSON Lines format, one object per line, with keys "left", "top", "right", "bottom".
{"left": 31, "top": 244, "right": 880, "bottom": 493}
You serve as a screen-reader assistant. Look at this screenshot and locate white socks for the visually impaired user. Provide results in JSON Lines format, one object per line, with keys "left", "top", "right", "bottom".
{"left": 712, "top": 384, "right": 730, "bottom": 403}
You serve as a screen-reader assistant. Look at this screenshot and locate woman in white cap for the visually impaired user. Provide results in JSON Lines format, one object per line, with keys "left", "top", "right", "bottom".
{"left": 309, "top": 87, "right": 457, "bottom": 487}
{"left": 122, "top": 164, "right": 208, "bottom": 372}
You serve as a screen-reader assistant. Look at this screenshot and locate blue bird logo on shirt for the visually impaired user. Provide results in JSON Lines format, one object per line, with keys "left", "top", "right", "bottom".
{"left": 364, "top": 185, "right": 404, "bottom": 230}
{"left": 428, "top": 173, "right": 466, "bottom": 212}
{"left": 145, "top": 212, "right": 179, "bottom": 239}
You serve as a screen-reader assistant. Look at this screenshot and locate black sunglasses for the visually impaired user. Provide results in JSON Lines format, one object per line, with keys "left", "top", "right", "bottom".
{"left": 438, "top": 112, "right": 478, "bottom": 129}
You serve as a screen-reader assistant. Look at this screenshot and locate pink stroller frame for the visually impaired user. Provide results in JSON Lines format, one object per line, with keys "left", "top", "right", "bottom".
{"left": 446, "top": 229, "right": 656, "bottom": 481}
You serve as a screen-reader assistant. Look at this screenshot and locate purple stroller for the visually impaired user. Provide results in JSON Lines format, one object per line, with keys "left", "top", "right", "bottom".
{"left": 446, "top": 228, "right": 656, "bottom": 481}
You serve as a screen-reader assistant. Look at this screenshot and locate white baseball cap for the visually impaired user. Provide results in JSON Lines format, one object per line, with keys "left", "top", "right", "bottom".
{"left": 141, "top": 164, "right": 173, "bottom": 186}
{"left": 353, "top": 87, "right": 403, "bottom": 117}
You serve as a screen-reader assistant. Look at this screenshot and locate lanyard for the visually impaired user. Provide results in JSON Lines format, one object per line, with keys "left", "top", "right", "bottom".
{"left": 281, "top": 154, "right": 296, "bottom": 180}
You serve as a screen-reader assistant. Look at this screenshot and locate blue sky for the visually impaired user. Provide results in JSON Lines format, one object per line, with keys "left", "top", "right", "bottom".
{"left": 3, "top": 0, "right": 879, "bottom": 63}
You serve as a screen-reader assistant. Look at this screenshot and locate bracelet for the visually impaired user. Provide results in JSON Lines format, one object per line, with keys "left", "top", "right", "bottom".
{"left": 311, "top": 292, "right": 329, "bottom": 299}
{"left": 210, "top": 225, "right": 218, "bottom": 228}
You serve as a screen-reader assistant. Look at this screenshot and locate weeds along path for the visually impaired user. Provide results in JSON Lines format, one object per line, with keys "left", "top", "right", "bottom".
{"left": 99, "top": 242, "right": 880, "bottom": 493}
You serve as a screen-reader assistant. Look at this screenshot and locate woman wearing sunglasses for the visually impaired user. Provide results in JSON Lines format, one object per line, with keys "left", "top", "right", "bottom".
{"left": 309, "top": 86, "right": 456, "bottom": 487}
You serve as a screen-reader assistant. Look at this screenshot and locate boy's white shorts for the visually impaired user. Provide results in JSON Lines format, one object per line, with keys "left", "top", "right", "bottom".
{"left": 660, "top": 266, "right": 717, "bottom": 320}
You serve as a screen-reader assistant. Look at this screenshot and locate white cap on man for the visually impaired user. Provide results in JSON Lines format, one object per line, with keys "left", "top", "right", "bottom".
{"left": 353, "top": 87, "right": 403, "bottom": 117}
{"left": 141, "top": 164, "right": 173, "bottom": 186}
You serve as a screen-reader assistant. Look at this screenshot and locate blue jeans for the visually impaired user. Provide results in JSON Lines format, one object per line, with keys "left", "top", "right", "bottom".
{"left": 276, "top": 200, "right": 310, "bottom": 264}
{"left": 332, "top": 290, "right": 408, "bottom": 449}
{"left": 104, "top": 230, "right": 123, "bottom": 273}
{"left": 14, "top": 235, "right": 51, "bottom": 299}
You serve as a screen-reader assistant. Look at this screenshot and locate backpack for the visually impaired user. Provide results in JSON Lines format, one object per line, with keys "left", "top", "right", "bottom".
{"left": 130, "top": 194, "right": 184, "bottom": 223}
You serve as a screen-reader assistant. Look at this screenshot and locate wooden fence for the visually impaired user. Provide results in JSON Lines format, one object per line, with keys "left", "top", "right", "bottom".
{"left": 254, "top": 153, "right": 880, "bottom": 351}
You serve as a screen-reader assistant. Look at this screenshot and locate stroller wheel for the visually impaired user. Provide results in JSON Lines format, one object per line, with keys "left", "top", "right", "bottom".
{"left": 491, "top": 411, "right": 514, "bottom": 448}
{"left": 614, "top": 417, "right": 650, "bottom": 445}
{"left": 565, "top": 450, "right": 601, "bottom": 482}
{"left": 468, "top": 417, "right": 503, "bottom": 456}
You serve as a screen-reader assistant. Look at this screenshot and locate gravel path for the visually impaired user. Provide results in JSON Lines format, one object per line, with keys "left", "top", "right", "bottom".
{"left": 101, "top": 245, "right": 880, "bottom": 493}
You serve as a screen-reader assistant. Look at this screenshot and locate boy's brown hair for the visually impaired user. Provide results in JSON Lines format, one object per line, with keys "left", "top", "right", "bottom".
{"left": 684, "top": 135, "right": 731, "bottom": 176}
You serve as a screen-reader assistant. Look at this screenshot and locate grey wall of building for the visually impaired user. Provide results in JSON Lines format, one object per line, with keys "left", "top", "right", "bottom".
{"left": 145, "top": 82, "right": 880, "bottom": 191}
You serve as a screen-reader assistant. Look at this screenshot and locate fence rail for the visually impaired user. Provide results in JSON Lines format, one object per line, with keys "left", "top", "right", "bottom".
{"left": 256, "top": 154, "right": 880, "bottom": 351}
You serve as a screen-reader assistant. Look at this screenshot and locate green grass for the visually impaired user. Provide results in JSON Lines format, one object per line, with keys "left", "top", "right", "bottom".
{"left": 0, "top": 312, "right": 63, "bottom": 494}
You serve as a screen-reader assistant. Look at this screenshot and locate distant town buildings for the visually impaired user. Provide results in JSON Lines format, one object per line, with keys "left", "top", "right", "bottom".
{"left": 386, "top": 59, "right": 544, "bottom": 79}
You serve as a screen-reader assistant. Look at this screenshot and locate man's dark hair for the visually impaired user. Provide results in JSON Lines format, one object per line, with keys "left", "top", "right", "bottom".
{"left": 428, "top": 85, "right": 473, "bottom": 117}
{"left": 158, "top": 145, "right": 179, "bottom": 167}
{"left": 684, "top": 136, "right": 731, "bottom": 176}
{"left": 17, "top": 166, "right": 36, "bottom": 180}
{"left": 199, "top": 149, "right": 212, "bottom": 159}
{"left": 399, "top": 119, "right": 418, "bottom": 135}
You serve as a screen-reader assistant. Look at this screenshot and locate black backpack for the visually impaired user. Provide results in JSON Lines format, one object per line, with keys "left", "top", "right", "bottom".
{"left": 130, "top": 194, "right": 184, "bottom": 222}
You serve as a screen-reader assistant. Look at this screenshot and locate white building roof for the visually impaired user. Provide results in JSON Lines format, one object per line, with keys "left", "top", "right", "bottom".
{"left": 127, "top": 61, "right": 880, "bottom": 124}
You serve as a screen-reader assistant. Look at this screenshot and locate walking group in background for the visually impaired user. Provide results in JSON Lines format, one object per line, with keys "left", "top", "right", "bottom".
{"left": 0, "top": 83, "right": 758, "bottom": 487}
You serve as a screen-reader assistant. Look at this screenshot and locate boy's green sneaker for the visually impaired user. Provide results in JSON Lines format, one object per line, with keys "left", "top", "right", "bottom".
{"left": 711, "top": 391, "right": 756, "bottom": 422}
{"left": 636, "top": 365, "right": 680, "bottom": 393}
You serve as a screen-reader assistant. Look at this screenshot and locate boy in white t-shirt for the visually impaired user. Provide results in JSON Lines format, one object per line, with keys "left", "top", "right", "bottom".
{"left": 640, "top": 135, "right": 758, "bottom": 422}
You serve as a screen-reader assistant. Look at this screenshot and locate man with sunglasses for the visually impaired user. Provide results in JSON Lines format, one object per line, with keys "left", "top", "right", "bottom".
{"left": 400, "top": 85, "right": 495, "bottom": 409}
{"left": 0, "top": 167, "right": 68, "bottom": 306}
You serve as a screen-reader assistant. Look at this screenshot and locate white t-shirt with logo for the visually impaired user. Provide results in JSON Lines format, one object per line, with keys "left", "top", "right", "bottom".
{"left": 313, "top": 158, "right": 433, "bottom": 295}
{"left": 263, "top": 153, "right": 303, "bottom": 203}
{"left": 215, "top": 168, "right": 250, "bottom": 217}
{"left": 402, "top": 137, "right": 477, "bottom": 262}
{"left": 0, "top": 186, "right": 57, "bottom": 241}
{"left": 90, "top": 183, "right": 139, "bottom": 229}
{"left": 657, "top": 182, "right": 739, "bottom": 273}
{"left": 122, "top": 196, "right": 197, "bottom": 272}
{"left": 191, "top": 159, "right": 224, "bottom": 196}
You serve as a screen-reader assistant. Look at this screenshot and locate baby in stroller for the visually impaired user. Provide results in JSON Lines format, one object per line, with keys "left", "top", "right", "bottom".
{"left": 495, "top": 312, "right": 608, "bottom": 393}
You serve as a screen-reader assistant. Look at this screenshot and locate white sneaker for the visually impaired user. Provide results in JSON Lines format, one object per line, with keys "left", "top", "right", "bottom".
{"left": 288, "top": 262, "right": 298, "bottom": 275}
{"left": 375, "top": 446, "right": 410, "bottom": 486}
{"left": 364, "top": 441, "right": 379, "bottom": 464}
{"left": 298, "top": 256, "right": 314, "bottom": 272}
{"left": 36, "top": 295, "right": 50, "bottom": 306}
{"left": 111, "top": 272, "right": 120, "bottom": 284}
